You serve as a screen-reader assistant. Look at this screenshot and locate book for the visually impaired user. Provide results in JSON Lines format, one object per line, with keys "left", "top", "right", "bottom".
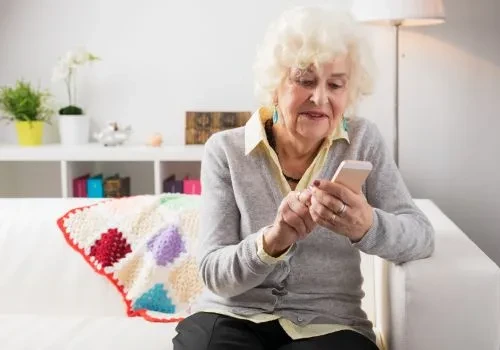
{"left": 162, "top": 174, "right": 184, "bottom": 193}
{"left": 183, "top": 178, "right": 201, "bottom": 194}
{"left": 104, "top": 174, "right": 131, "bottom": 198}
{"left": 87, "top": 174, "right": 104, "bottom": 198}
{"left": 185, "top": 111, "right": 251, "bottom": 144}
{"left": 72, "top": 173, "right": 90, "bottom": 197}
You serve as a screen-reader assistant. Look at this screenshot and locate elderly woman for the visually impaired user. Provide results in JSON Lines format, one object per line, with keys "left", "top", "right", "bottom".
{"left": 173, "top": 6, "right": 434, "bottom": 350}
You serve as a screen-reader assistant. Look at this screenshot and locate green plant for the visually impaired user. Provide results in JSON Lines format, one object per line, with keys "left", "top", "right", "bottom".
{"left": 52, "top": 48, "right": 100, "bottom": 115}
{"left": 0, "top": 79, "right": 53, "bottom": 124}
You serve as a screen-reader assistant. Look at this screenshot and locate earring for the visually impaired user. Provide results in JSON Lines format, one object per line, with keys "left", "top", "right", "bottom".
{"left": 342, "top": 116, "right": 348, "bottom": 132}
{"left": 272, "top": 105, "right": 279, "bottom": 124}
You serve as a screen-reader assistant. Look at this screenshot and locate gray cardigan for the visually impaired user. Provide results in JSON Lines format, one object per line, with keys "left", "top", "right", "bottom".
{"left": 192, "top": 117, "right": 435, "bottom": 343}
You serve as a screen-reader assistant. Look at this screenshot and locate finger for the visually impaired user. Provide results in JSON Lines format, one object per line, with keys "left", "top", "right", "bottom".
{"left": 310, "top": 195, "right": 337, "bottom": 223}
{"left": 289, "top": 194, "right": 312, "bottom": 232}
{"left": 310, "top": 195, "right": 355, "bottom": 233}
{"left": 296, "top": 197, "right": 315, "bottom": 232}
{"left": 282, "top": 210, "right": 308, "bottom": 238}
{"left": 303, "top": 214, "right": 316, "bottom": 233}
{"left": 333, "top": 207, "right": 364, "bottom": 229}
{"left": 292, "top": 191, "right": 316, "bottom": 232}
{"left": 311, "top": 187, "right": 348, "bottom": 216}
{"left": 289, "top": 191, "right": 311, "bottom": 217}
{"left": 309, "top": 205, "right": 336, "bottom": 232}
{"left": 297, "top": 189, "right": 313, "bottom": 207}
{"left": 277, "top": 210, "right": 300, "bottom": 237}
{"left": 313, "top": 180, "right": 359, "bottom": 206}
{"left": 283, "top": 197, "right": 308, "bottom": 235}
{"left": 276, "top": 200, "right": 300, "bottom": 233}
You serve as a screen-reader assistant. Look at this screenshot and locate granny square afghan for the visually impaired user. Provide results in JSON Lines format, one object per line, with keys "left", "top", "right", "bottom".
{"left": 57, "top": 193, "right": 204, "bottom": 322}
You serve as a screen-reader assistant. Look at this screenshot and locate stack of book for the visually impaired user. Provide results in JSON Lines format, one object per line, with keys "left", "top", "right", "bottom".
{"left": 162, "top": 175, "right": 201, "bottom": 194}
{"left": 73, "top": 173, "right": 131, "bottom": 198}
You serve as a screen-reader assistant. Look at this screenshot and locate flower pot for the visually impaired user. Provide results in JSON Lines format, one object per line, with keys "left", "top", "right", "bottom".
{"left": 15, "top": 121, "right": 44, "bottom": 146}
{"left": 59, "top": 114, "right": 90, "bottom": 145}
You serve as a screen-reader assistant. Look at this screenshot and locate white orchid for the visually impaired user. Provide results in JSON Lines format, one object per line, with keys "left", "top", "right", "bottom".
{"left": 52, "top": 48, "right": 100, "bottom": 113}
{"left": 51, "top": 61, "right": 70, "bottom": 82}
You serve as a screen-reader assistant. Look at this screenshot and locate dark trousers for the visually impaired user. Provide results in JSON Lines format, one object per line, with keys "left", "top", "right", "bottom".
{"left": 173, "top": 312, "right": 379, "bottom": 350}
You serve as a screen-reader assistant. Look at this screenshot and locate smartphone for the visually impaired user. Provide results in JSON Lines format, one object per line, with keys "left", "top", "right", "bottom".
{"left": 331, "top": 160, "right": 373, "bottom": 193}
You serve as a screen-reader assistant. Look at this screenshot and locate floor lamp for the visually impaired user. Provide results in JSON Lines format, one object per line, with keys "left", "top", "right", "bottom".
{"left": 351, "top": 0, "right": 446, "bottom": 166}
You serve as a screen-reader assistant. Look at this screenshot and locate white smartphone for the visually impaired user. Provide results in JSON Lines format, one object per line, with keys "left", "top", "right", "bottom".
{"left": 331, "top": 160, "right": 373, "bottom": 193}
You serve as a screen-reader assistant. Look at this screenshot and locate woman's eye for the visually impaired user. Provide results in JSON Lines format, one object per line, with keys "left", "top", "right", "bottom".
{"left": 329, "top": 83, "right": 344, "bottom": 90}
{"left": 299, "top": 79, "right": 316, "bottom": 87}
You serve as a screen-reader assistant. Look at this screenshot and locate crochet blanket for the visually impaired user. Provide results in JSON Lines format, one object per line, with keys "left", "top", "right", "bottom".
{"left": 57, "top": 193, "right": 204, "bottom": 322}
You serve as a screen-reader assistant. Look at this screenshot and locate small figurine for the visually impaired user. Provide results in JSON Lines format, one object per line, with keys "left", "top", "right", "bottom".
{"left": 147, "top": 132, "right": 163, "bottom": 147}
{"left": 94, "top": 122, "right": 132, "bottom": 146}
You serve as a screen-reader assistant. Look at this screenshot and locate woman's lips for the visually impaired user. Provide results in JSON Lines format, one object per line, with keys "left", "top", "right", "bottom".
{"left": 300, "top": 112, "right": 329, "bottom": 120}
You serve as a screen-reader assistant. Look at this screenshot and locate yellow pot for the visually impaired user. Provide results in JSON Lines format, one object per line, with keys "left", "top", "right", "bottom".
{"left": 15, "top": 121, "right": 44, "bottom": 146}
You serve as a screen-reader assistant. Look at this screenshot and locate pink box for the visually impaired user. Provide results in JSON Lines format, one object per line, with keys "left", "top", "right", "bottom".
{"left": 183, "top": 179, "right": 201, "bottom": 194}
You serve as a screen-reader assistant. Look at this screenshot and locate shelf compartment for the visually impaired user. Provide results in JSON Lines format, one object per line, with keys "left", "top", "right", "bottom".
{"left": 63, "top": 161, "right": 155, "bottom": 198}
{"left": 156, "top": 161, "right": 201, "bottom": 194}
{"left": 0, "top": 161, "right": 62, "bottom": 198}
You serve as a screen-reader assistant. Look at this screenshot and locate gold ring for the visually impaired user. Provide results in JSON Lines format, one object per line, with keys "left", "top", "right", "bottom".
{"left": 331, "top": 213, "right": 337, "bottom": 223}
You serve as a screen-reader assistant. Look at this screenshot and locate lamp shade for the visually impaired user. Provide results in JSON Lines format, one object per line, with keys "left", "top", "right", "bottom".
{"left": 351, "top": 0, "right": 445, "bottom": 26}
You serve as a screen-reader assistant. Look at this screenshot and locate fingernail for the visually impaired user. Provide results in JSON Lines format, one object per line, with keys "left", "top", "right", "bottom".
{"left": 313, "top": 180, "right": 320, "bottom": 187}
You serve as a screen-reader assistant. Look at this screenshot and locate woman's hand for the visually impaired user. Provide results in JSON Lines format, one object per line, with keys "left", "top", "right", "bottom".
{"left": 307, "top": 179, "right": 374, "bottom": 242}
{"left": 263, "top": 190, "right": 315, "bottom": 257}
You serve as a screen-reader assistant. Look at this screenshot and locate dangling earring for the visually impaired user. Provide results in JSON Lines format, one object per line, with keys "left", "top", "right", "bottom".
{"left": 342, "top": 116, "right": 348, "bottom": 132}
{"left": 272, "top": 105, "right": 279, "bottom": 124}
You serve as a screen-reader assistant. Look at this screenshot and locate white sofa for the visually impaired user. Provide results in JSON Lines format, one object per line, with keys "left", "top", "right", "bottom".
{"left": 0, "top": 197, "right": 498, "bottom": 350}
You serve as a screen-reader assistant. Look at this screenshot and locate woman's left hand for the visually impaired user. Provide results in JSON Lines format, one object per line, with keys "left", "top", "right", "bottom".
{"left": 307, "top": 179, "right": 374, "bottom": 242}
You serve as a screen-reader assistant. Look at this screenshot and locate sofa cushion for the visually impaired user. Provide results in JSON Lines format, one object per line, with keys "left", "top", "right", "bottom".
{"left": 0, "top": 198, "right": 123, "bottom": 316}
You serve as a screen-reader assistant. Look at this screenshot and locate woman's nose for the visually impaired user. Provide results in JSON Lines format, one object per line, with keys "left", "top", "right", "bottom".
{"left": 309, "top": 86, "right": 328, "bottom": 105}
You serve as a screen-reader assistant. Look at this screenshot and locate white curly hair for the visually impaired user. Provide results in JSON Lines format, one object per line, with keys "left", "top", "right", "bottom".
{"left": 253, "top": 6, "right": 376, "bottom": 116}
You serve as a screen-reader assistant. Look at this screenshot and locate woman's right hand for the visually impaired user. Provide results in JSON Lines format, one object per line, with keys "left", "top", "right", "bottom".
{"left": 263, "top": 190, "right": 315, "bottom": 257}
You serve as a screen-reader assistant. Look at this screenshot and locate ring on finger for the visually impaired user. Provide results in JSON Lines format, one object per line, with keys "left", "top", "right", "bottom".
{"left": 336, "top": 202, "right": 347, "bottom": 217}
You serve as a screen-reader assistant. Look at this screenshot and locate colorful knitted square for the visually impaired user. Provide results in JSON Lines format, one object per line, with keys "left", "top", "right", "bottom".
{"left": 57, "top": 193, "right": 204, "bottom": 322}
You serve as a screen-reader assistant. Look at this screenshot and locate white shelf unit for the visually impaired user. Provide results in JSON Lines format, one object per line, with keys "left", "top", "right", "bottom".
{"left": 0, "top": 143, "right": 204, "bottom": 198}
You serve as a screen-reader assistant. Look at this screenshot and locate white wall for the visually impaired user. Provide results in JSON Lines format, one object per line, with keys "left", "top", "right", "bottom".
{"left": 399, "top": 0, "right": 500, "bottom": 265}
{"left": 0, "top": 0, "right": 392, "bottom": 146}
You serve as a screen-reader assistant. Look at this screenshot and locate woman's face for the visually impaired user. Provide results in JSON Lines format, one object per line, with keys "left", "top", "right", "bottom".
{"left": 276, "top": 56, "right": 350, "bottom": 143}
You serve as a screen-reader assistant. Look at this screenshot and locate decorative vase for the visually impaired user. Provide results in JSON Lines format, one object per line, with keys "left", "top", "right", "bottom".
{"left": 59, "top": 114, "right": 90, "bottom": 145}
{"left": 15, "top": 121, "right": 44, "bottom": 146}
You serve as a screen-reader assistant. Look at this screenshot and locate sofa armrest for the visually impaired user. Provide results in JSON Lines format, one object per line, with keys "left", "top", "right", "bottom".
{"left": 375, "top": 200, "right": 500, "bottom": 350}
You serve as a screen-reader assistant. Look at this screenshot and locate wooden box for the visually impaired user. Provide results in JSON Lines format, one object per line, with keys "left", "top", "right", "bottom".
{"left": 185, "top": 111, "right": 251, "bottom": 144}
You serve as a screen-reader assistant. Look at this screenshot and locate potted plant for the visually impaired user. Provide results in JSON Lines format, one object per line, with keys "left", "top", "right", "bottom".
{"left": 52, "top": 48, "right": 100, "bottom": 145}
{"left": 0, "top": 79, "right": 53, "bottom": 146}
